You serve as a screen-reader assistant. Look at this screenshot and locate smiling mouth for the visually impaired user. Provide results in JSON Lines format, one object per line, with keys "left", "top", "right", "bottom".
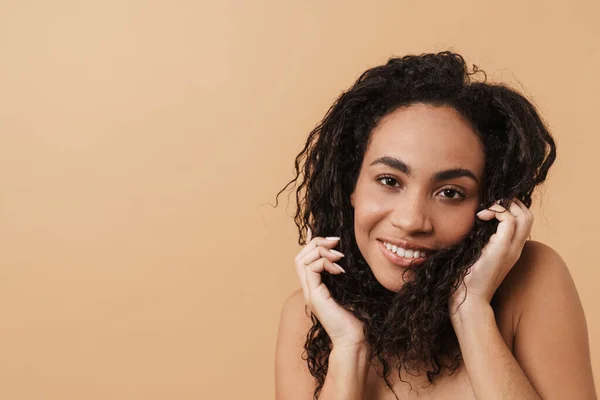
{"left": 377, "top": 240, "right": 430, "bottom": 267}
{"left": 381, "top": 240, "right": 428, "bottom": 259}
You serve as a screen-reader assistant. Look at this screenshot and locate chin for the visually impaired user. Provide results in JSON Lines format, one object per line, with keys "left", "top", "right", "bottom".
{"left": 380, "top": 278, "right": 406, "bottom": 293}
{"left": 362, "top": 243, "right": 420, "bottom": 292}
{"left": 368, "top": 263, "right": 413, "bottom": 293}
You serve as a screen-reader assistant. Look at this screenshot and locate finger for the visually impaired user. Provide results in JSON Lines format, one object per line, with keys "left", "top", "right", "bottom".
{"left": 295, "top": 236, "right": 341, "bottom": 263}
{"left": 494, "top": 204, "right": 517, "bottom": 245}
{"left": 513, "top": 198, "right": 534, "bottom": 220}
{"left": 514, "top": 198, "right": 534, "bottom": 237}
{"left": 296, "top": 246, "right": 344, "bottom": 303}
{"left": 509, "top": 198, "right": 533, "bottom": 246}
{"left": 305, "top": 258, "right": 345, "bottom": 300}
{"left": 301, "top": 246, "right": 345, "bottom": 266}
{"left": 476, "top": 200, "right": 505, "bottom": 219}
{"left": 479, "top": 203, "right": 516, "bottom": 245}
{"left": 295, "top": 246, "right": 344, "bottom": 306}
{"left": 303, "top": 258, "right": 345, "bottom": 322}
{"left": 508, "top": 198, "right": 529, "bottom": 219}
{"left": 307, "top": 226, "right": 312, "bottom": 242}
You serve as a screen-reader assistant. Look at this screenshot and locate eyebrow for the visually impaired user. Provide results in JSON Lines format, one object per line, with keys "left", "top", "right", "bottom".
{"left": 369, "top": 156, "right": 479, "bottom": 184}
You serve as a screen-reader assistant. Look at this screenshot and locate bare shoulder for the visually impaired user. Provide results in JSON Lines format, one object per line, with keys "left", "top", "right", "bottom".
{"left": 509, "top": 239, "right": 569, "bottom": 282}
{"left": 275, "top": 289, "right": 316, "bottom": 399}
{"left": 495, "top": 240, "right": 597, "bottom": 399}
{"left": 494, "top": 240, "right": 570, "bottom": 320}
{"left": 278, "top": 288, "right": 313, "bottom": 339}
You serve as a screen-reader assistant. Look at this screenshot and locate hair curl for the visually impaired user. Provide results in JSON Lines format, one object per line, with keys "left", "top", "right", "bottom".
{"left": 276, "top": 51, "right": 556, "bottom": 399}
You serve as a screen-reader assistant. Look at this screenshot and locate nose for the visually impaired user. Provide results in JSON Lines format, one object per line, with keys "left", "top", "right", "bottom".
{"left": 389, "top": 193, "right": 433, "bottom": 234}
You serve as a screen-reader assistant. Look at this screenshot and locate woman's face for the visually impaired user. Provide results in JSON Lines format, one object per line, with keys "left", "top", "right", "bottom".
{"left": 350, "top": 103, "right": 485, "bottom": 292}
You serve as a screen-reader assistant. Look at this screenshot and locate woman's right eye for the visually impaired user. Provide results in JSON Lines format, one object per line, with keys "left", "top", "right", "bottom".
{"left": 377, "top": 176, "right": 400, "bottom": 187}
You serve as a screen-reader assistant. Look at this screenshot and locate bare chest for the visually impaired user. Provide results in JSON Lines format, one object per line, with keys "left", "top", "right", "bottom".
{"left": 365, "top": 306, "right": 515, "bottom": 399}
{"left": 365, "top": 363, "right": 475, "bottom": 400}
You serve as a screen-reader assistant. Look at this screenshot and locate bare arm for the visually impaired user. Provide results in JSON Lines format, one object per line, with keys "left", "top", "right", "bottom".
{"left": 320, "top": 345, "right": 370, "bottom": 399}
{"left": 275, "top": 289, "right": 371, "bottom": 400}
{"left": 451, "top": 241, "right": 597, "bottom": 400}
{"left": 452, "top": 299, "right": 541, "bottom": 399}
{"left": 512, "top": 242, "right": 596, "bottom": 399}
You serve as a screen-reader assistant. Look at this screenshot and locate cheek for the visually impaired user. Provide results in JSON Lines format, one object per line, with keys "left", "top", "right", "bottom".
{"left": 352, "top": 195, "right": 388, "bottom": 249}
{"left": 435, "top": 210, "right": 477, "bottom": 244}
{"left": 353, "top": 193, "right": 387, "bottom": 230}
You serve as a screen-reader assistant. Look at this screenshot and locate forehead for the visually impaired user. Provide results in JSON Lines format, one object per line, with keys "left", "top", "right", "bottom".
{"left": 365, "top": 103, "right": 484, "bottom": 176}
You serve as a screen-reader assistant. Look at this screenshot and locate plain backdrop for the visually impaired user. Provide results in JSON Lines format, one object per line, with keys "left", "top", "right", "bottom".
{"left": 0, "top": 0, "right": 598, "bottom": 399}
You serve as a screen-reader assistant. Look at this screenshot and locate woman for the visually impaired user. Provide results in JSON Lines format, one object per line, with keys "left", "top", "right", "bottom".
{"left": 274, "top": 52, "right": 597, "bottom": 399}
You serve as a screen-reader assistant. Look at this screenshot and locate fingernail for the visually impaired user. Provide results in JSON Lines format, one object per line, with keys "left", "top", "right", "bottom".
{"left": 325, "top": 237, "right": 340, "bottom": 241}
{"left": 477, "top": 209, "right": 487, "bottom": 217}
{"left": 330, "top": 249, "right": 345, "bottom": 257}
{"left": 333, "top": 263, "right": 346, "bottom": 273}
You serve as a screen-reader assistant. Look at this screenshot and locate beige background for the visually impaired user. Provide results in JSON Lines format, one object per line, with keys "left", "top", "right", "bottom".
{"left": 0, "top": 0, "right": 598, "bottom": 399}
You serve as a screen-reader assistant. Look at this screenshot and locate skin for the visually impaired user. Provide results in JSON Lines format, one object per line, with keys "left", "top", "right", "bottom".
{"left": 350, "top": 103, "right": 485, "bottom": 292}
{"left": 275, "top": 103, "right": 597, "bottom": 399}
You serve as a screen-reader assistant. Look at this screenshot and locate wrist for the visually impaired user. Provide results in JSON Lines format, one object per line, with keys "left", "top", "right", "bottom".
{"left": 322, "top": 343, "right": 370, "bottom": 399}
{"left": 330, "top": 341, "right": 370, "bottom": 360}
{"left": 450, "top": 296, "right": 493, "bottom": 327}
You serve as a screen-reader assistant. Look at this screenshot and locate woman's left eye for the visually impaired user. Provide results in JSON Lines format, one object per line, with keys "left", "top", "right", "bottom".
{"left": 438, "top": 188, "right": 466, "bottom": 200}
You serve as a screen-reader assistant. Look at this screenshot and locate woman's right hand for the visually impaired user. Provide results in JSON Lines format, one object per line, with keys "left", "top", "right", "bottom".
{"left": 295, "top": 228, "right": 366, "bottom": 350}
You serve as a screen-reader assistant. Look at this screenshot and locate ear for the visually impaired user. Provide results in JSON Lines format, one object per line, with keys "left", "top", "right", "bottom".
{"left": 350, "top": 192, "right": 355, "bottom": 208}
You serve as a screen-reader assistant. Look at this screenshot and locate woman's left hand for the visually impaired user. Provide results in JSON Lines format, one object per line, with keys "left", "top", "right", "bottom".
{"left": 449, "top": 197, "right": 534, "bottom": 316}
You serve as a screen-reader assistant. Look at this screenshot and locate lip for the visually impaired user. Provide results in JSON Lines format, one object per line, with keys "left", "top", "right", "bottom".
{"left": 378, "top": 240, "right": 428, "bottom": 268}
{"left": 377, "top": 237, "right": 437, "bottom": 252}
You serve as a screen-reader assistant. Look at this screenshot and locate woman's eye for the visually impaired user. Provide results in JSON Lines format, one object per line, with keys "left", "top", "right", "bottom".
{"left": 377, "top": 176, "right": 400, "bottom": 187}
{"left": 439, "top": 188, "right": 466, "bottom": 199}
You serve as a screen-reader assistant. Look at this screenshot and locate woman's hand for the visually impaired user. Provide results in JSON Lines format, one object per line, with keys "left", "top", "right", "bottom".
{"left": 449, "top": 197, "right": 534, "bottom": 316}
{"left": 295, "top": 228, "right": 366, "bottom": 349}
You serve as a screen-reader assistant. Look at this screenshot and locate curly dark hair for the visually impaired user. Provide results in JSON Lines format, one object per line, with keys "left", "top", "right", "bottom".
{"left": 276, "top": 51, "right": 556, "bottom": 399}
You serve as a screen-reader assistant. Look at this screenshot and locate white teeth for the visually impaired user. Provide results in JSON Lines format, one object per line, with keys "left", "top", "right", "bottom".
{"left": 383, "top": 242, "right": 427, "bottom": 259}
